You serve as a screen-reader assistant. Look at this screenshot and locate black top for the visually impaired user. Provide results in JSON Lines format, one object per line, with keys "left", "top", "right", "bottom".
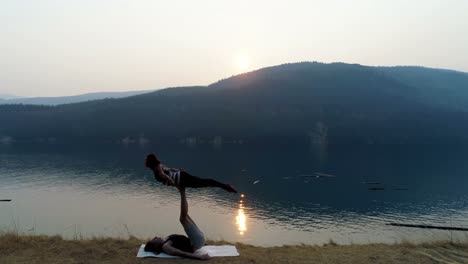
{"left": 165, "top": 234, "right": 193, "bottom": 253}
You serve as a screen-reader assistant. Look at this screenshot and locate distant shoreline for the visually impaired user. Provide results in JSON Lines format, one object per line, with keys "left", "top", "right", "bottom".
{"left": 1, "top": 233, "right": 467, "bottom": 263}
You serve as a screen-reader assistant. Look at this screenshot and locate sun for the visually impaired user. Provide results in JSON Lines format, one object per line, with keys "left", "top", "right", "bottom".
{"left": 236, "top": 54, "right": 251, "bottom": 72}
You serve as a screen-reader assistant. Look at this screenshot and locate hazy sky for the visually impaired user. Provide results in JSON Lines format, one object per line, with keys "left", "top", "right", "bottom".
{"left": 1, "top": 0, "right": 467, "bottom": 97}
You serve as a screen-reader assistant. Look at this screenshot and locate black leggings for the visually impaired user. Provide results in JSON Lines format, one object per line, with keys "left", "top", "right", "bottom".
{"left": 179, "top": 171, "right": 225, "bottom": 188}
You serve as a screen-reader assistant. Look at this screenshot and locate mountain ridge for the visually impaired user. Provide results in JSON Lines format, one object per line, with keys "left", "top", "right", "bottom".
{"left": 0, "top": 90, "right": 154, "bottom": 106}
{"left": 1, "top": 62, "right": 468, "bottom": 145}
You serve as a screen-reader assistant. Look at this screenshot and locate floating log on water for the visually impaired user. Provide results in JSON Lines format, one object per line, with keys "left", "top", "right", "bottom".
{"left": 362, "top": 181, "right": 382, "bottom": 185}
{"left": 0, "top": 199, "right": 12, "bottom": 202}
{"left": 368, "top": 187, "right": 385, "bottom": 191}
{"left": 299, "top": 175, "right": 320, "bottom": 178}
{"left": 299, "top": 173, "right": 336, "bottom": 178}
{"left": 314, "top": 172, "right": 336, "bottom": 178}
{"left": 387, "top": 223, "right": 468, "bottom": 231}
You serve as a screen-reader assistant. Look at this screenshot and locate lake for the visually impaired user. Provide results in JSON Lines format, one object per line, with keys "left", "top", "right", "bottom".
{"left": 1, "top": 143, "right": 468, "bottom": 246}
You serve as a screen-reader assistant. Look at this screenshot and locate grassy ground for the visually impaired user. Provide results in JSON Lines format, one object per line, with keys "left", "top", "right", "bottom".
{"left": 1, "top": 233, "right": 468, "bottom": 264}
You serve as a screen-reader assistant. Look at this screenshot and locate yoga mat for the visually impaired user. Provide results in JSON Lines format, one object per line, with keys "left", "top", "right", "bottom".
{"left": 136, "top": 244, "right": 239, "bottom": 258}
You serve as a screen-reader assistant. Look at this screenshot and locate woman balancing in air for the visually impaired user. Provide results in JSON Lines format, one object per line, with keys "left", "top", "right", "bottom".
{"left": 144, "top": 184, "right": 211, "bottom": 260}
{"left": 145, "top": 153, "right": 237, "bottom": 193}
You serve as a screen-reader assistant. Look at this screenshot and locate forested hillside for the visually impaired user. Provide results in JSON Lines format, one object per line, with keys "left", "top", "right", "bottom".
{"left": 1, "top": 62, "right": 467, "bottom": 145}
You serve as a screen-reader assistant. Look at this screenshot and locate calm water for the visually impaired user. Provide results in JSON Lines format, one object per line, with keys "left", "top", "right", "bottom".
{"left": 1, "top": 143, "right": 468, "bottom": 246}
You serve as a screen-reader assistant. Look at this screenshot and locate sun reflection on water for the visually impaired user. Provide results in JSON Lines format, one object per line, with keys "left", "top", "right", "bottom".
{"left": 236, "top": 194, "right": 247, "bottom": 235}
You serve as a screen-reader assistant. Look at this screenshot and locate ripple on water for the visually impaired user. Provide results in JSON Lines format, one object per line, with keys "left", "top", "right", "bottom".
{"left": 2, "top": 149, "right": 468, "bottom": 246}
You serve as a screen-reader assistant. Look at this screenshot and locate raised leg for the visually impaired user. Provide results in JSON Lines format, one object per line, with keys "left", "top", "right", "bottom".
{"left": 177, "top": 186, "right": 206, "bottom": 250}
{"left": 178, "top": 186, "right": 193, "bottom": 226}
{"left": 181, "top": 172, "right": 237, "bottom": 193}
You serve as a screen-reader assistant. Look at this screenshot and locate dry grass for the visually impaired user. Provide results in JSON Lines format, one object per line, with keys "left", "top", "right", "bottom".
{"left": 1, "top": 233, "right": 468, "bottom": 264}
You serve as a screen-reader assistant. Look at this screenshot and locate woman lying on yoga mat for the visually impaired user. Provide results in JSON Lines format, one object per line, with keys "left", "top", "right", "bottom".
{"left": 144, "top": 185, "right": 210, "bottom": 260}
{"left": 145, "top": 153, "right": 237, "bottom": 193}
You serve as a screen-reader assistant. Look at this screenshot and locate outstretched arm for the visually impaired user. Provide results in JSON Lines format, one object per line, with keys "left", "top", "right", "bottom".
{"left": 162, "top": 243, "right": 210, "bottom": 260}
